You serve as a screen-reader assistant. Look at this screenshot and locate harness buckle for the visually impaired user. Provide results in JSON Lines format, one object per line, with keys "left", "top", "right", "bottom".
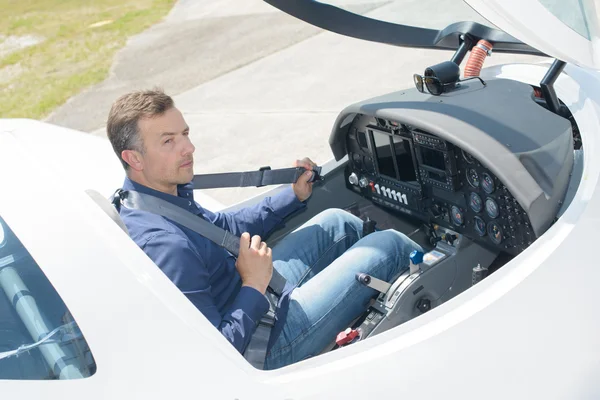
{"left": 258, "top": 166, "right": 272, "bottom": 187}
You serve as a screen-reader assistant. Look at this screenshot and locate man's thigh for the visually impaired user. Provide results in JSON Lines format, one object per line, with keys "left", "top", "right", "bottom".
{"left": 271, "top": 208, "right": 363, "bottom": 287}
{"left": 266, "top": 229, "right": 422, "bottom": 369}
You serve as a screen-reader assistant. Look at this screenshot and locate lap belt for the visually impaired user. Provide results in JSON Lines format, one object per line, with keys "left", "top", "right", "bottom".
{"left": 191, "top": 166, "right": 322, "bottom": 189}
{"left": 111, "top": 164, "right": 322, "bottom": 369}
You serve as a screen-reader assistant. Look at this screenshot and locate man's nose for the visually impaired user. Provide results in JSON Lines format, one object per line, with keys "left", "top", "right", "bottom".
{"left": 183, "top": 137, "right": 195, "bottom": 155}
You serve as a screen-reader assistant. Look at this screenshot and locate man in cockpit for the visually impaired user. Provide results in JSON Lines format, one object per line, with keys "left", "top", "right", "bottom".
{"left": 106, "top": 89, "right": 422, "bottom": 369}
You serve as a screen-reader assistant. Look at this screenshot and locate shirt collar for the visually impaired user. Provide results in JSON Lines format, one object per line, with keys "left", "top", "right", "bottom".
{"left": 123, "top": 177, "right": 198, "bottom": 212}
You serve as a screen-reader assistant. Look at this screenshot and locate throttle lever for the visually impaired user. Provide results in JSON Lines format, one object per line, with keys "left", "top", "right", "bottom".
{"left": 356, "top": 273, "right": 391, "bottom": 294}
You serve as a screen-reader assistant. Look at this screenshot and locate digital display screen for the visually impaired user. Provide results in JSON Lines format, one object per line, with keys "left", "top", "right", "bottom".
{"left": 427, "top": 170, "right": 447, "bottom": 183}
{"left": 392, "top": 136, "right": 417, "bottom": 183}
{"left": 372, "top": 130, "right": 397, "bottom": 179}
{"left": 420, "top": 147, "right": 446, "bottom": 171}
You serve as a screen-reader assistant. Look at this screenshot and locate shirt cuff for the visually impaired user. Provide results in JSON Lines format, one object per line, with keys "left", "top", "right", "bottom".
{"left": 231, "top": 286, "right": 270, "bottom": 324}
{"left": 271, "top": 186, "right": 306, "bottom": 218}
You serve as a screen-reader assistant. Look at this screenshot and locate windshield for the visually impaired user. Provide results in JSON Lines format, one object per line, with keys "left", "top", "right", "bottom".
{"left": 539, "top": 0, "right": 596, "bottom": 39}
{"left": 0, "top": 216, "right": 96, "bottom": 380}
{"left": 318, "top": 0, "right": 497, "bottom": 29}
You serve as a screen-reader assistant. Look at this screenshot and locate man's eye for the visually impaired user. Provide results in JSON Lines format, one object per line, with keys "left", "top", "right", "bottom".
{"left": 164, "top": 139, "right": 173, "bottom": 144}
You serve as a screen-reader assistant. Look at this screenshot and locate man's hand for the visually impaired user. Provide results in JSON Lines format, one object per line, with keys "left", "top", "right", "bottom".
{"left": 292, "top": 157, "right": 317, "bottom": 202}
{"left": 235, "top": 232, "right": 273, "bottom": 295}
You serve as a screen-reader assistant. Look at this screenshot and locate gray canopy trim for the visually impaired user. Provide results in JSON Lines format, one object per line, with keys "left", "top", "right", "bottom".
{"left": 263, "top": 0, "right": 546, "bottom": 55}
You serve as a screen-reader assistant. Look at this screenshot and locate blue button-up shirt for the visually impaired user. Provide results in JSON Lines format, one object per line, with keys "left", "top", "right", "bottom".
{"left": 119, "top": 178, "right": 305, "bottom": 353}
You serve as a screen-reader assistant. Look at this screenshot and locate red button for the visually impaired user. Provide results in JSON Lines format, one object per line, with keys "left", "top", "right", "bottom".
{"left": 336, "top": 328, "right": 359, "bottom": 346}
{"left": 369, "top": 182, "right": 375, "bottom": 192}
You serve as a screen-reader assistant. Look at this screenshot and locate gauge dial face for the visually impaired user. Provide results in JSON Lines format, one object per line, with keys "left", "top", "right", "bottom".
{"left": 467, "top": 168, "right": 480, "bottom": 188}
{"left": 487, "top": 221, "right": 503, "bottom": 244}
{"left": 474, "top": 216, "right": 486, "bottom": 236}
{"left": 352, "top": 153, "right": 362, "bottom": 169}
{"left": 469, "top": 192, "right": 483, "bottom": 213}
{"left": 482, "top": 172, "right": 495, "bottom": 194}
{"left": 451, "top": 205, "right": 464, "bottom": 226}
{"left": 485, "top": 198, "right": 499, "bottom": 219}
{"left": 462, "top": 149, "right": 475, "bottom": 164}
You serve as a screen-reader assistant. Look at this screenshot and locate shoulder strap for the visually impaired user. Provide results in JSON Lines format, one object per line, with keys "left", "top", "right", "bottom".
{"left": 115, "top": 189, "right": 287, "bottom": 296}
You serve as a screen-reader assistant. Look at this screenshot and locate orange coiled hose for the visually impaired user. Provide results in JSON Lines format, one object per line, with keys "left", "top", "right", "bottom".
{"left": 464, "top": 39, "right": 493, "bottom": 77}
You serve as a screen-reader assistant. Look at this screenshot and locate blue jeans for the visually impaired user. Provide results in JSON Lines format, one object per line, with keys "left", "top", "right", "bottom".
{"left": 264, "top": 208, "right": 422, "bottom": 369}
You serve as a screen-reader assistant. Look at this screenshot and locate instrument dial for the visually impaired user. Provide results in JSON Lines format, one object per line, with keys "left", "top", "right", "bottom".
{"left": 487, "top": 221, "right": 503, "bottom": 244}
{"left": 485, "top": 198, "right": 499, "bottom": 219}
{"left": 352, "top": 153, "right": 362, "bottom": 169}
{"left": 469, "top": 192, "right": 483, "bottom": 213}
{"left": 482, "top": 172, "right": 495, "bottom": 194}
{"left": 451, "top": 205, "right": 464, "bottom": 226}
{"left": 474, "top": 216, "right": 486, "bottom": 236}
{"left": 462, "top": 149, "right": 475, "bottom": 164}
{"left": 467, "top": 168, "right": 480, "bottom": 188}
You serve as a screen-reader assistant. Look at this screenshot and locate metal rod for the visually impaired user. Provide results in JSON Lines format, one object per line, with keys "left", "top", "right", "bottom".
{"left": 451, "top": 35, "right": 473, "bottom": 66}
{"left": 540, "top": 59, "right": 567, "bottom": 117}
{"left": 0, "top": 263, "right": 84, "bottom": 379}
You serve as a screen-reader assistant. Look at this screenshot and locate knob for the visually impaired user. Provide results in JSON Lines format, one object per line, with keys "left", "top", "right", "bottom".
{"left": 386, "top": 188, "right": 391, "bottom": 197}
{"left": 381, "top": 186, "right": 387, "bottom": 197}
{"left": 374, "top": 183, "right": 381, "bottom": 194}
{"left": 410, "top": 250, "right": 424, "bottom": 265}
{"left": 359, "top": 177, "right": 369, "bottom": 188}
{"left": 348, "top": 172, "right": 359, "bottom": 186}
{"left": 416, "top": 298, "right": 431, "bottom": 313}
{"left": 390, "top": 190, "right": 397, "bottom": 201}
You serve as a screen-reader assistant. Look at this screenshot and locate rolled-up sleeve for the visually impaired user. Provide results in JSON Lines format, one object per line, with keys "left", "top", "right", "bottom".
{"left": 143, "top": 232, "right": 269, "bottom": 353}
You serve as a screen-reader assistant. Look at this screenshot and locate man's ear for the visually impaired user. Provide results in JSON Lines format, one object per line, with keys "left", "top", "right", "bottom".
{"left": 121, "top": 149, "right": 143, "bottom": 171}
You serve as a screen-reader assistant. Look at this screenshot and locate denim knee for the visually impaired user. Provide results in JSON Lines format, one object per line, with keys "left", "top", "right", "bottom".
{"left": 312, "top": 208, "right": 363, "bottom": 236}
{"left": 360, "top": 230, "right": 422, "bottom": 266}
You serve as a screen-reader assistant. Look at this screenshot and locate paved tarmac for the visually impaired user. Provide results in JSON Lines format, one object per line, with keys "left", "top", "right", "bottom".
{"left": 45, "top": 0, "right": 547, "bottom": 206}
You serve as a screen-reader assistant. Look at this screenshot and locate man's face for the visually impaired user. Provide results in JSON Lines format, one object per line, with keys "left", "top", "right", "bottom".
{"left": 135, "top": 107, "right": 195, "bottom": 191}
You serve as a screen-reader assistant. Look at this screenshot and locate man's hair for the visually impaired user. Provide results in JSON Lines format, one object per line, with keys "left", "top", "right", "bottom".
{"left": 106, "top": 88, "right": 174, "bottom": 170}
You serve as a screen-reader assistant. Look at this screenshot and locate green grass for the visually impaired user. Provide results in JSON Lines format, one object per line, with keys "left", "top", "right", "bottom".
{"left": 0, "top": 0, "right": 176, "bottom": 119}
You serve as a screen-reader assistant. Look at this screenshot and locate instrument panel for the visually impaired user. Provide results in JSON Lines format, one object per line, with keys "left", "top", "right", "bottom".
{"left": 345, "top": 116, "right": 536, "bottom": 255}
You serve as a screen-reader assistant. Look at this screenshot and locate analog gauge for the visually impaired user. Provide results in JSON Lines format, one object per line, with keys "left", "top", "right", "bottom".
{"left": 485, "top": 198, "right": 499, "bottom": 219}
{"left": 462, "top": 149, "right": 475, "bottom": 164}
{"left": 451, "top": 205, "right": 464, "bottom": 226}
{"left": 466, "top": 168, "right": 480, "bottom": 188}
{"left": 487, "top": 221, "right": 503, "bottom": 244}
{"left": 474, "top": 216, "right": 486, "bottom": 236}
{"left": 352, "top": 153, "right": 362, "bottom": 169}
{"left": 469, "top": 192, "right": 483, "bottom": 213}
{"left": 363, "top": 157, "right": 375, "bottom": 173}
{"left": 482, "top": 172, "right": 495, "bottom": 194}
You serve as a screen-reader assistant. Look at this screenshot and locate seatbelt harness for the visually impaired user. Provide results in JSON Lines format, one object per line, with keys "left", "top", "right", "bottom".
{"left": 192, "top": 166, "right": 322, "bottom": 189}
{"left": 112, "top": 165, "right": 321, "bottom": 369}
{"left": 114, "top": 189, "right": 287, "bottom": 296}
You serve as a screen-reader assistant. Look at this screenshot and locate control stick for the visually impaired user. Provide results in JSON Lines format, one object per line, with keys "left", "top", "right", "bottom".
{"left": 363, "top": 217, "right": 377, "bottom": 236}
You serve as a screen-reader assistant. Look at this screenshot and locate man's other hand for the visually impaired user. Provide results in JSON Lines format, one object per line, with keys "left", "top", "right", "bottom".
{"left": 236, "top": 232, "right": 273, "bottom": 295}
{"left": 293, "top": 157, "right": 317, "bottom": 202}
